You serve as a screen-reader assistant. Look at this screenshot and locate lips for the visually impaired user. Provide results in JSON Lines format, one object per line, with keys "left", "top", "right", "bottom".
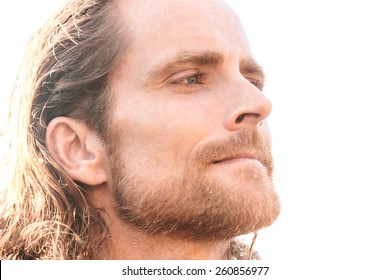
{"left": 212, "top": 152, "right": 262, "bottom": 164}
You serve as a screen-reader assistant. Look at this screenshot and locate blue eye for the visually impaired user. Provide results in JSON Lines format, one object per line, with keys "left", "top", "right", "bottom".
{"left": 175, "top": 72, "right": 203, "bottom": 86}
{"left": 186, "top": 75, "right": 200, "bottom": 84}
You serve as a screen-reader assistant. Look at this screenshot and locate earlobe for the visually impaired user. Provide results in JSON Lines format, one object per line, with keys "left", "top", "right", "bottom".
{"left": 46, "top": 117, "right": 108, "bottom": 186}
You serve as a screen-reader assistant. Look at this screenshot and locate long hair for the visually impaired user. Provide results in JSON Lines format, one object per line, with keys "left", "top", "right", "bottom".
{"left": 0, "top": 0, "right": 129, "bottom": 259}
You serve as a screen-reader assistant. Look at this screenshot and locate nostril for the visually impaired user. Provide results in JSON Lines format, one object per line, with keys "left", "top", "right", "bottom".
{"left": 235, "top": 113, "right": 261, "bottom": 124}
{"left": 236, "top": 114, "right": 245, "bottom": 123}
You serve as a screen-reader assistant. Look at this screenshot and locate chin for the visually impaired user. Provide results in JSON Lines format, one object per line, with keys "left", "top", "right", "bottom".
{"left": 112, "top": 161, "right": 280, "bottom": 242}
{"left": 181, "top": 171, "right": 280, "bottom": 240}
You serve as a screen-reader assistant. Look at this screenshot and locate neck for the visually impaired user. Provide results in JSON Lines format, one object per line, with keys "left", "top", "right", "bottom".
{"left": 97, "top": 214, "right": 231, "bottom": 260}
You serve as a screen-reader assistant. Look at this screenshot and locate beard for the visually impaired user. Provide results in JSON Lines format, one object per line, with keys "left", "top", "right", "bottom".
{"left": 107, "top": 128, "right": 280, "bottom": 241}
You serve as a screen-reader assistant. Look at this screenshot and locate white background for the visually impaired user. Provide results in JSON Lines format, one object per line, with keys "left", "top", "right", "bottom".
{"left": 1, "top": 1, "right": 389, "bottom": 279}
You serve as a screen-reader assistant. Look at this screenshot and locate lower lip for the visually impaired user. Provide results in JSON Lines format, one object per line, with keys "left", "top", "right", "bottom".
{"left": 213, "top": 158, "right": 263, "bottom": 166}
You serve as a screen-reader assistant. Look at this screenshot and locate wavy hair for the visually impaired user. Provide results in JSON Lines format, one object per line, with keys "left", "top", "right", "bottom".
{"left": 0, "top": 0, "right": 129, "bottom": 259}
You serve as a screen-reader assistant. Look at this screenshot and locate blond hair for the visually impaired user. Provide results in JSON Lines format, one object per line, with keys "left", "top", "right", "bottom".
{"left": 0, "top": 0, "right": 129, "bottom": 259}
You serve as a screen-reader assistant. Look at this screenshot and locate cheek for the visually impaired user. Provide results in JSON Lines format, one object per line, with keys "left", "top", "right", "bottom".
{"left": 110, "top": 88, "right": 218, "bottom": 171}
{"left": 114, "top": 114, "right": 199, "bottom": 176}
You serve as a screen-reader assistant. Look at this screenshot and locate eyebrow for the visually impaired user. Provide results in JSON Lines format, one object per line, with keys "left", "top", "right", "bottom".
{"left": 142, "top": 50, "right": 264, "bottom": 85}
{"left": 240, "top": 57, "right": 265, "bottom": 80}
{"left": 142, "top": 50, "right": 223, "bottom": 83}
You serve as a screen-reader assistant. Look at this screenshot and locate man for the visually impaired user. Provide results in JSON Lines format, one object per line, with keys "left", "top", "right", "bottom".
{"left": 0, "top": 0, "right": 280, "bottom": 259}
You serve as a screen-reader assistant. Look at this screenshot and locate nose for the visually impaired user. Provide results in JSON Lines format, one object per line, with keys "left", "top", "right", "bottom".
{"left": 224, "top": 79, "right": 272, "bottom": 131}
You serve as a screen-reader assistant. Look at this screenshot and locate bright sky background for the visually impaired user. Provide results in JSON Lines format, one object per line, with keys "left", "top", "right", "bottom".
{"left": 1, "top": 1, "right": 390, "bottom": 278}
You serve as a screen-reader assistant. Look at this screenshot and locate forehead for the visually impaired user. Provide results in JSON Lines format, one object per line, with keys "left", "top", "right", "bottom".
{"left": 116, "top": 0, "right": 253, "bottom": 57}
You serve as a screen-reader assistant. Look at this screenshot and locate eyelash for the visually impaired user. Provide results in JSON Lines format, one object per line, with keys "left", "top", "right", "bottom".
{"left": 249, "top": 79, "right": 264, "bottom": 91}
{"left": 171, "top": 72, "right": 264, "bottom": 91}
{"left": 172, "top": 72, "right": 203, "bottom": 87}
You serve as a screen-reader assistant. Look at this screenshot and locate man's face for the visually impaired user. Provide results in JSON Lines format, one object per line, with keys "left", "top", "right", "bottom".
{"left": 105, "top": 0, "right": 280, "bottom": 240}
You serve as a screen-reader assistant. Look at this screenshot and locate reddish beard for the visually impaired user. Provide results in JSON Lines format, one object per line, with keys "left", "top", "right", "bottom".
{"left": 109, "top": 128, "right": 280, "bottom": 241}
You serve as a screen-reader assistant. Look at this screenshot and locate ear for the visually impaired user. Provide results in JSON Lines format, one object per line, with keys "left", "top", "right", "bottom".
{"left": 46, "top": 117, "right": 108, "bottom": 186}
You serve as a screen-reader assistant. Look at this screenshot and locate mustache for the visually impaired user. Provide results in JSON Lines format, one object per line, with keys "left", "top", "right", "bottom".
{"left": 192, "top": 129, "right": 274, "bottom": 173}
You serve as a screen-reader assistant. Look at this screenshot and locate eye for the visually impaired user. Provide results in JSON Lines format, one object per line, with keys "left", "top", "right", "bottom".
{"left": 186, "top": 75, "right": 199, "bottom": 84}
{"left": 173, "top": 72, "right": 203, "bottom": 86}
{"left": 249, "top": 79, "right": 264, "bottom": 91}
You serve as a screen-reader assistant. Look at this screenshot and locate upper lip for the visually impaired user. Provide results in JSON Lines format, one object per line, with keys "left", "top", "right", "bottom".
{"left": 212, "top": 151, "right": 262, "bottom": 164}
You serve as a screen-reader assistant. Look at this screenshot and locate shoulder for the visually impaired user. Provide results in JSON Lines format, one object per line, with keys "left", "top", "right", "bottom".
{"left": 227, "top": 238, "right": 260, "bottom": 260}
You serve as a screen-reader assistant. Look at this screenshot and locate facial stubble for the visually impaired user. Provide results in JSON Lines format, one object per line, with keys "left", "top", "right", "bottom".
{"left": 108, "top": 128, "right": 280, "bottom": 241}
